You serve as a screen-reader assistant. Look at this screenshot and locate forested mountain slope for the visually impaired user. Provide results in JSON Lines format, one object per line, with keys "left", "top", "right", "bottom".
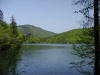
{"left": 43, "top": 29, "right": 83, "bottom": 44}
{"left": 18, "top": 24, "right": 56, "bottom": 38}
{"left": 18, "top": 25, "right": 93, "bottom": 44}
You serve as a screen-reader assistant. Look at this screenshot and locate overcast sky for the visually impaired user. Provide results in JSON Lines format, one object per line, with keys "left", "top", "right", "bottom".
{"left": 0, "top": 0, "right": 83, "bottom": 33}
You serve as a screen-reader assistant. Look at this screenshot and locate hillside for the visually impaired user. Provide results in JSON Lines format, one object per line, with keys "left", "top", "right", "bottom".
{"left": 18, "top": 24, "right": 56, "bottom": 38}
{"left": 43, "top": 29, "right": 84, "bottom": 44}
{"left": 18, "top": 25, "right": 93, "bottom": 44}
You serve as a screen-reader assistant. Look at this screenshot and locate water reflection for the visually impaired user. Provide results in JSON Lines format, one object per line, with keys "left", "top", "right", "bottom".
{"left": 16, "top": 44, "right": 92, "bottom": 75}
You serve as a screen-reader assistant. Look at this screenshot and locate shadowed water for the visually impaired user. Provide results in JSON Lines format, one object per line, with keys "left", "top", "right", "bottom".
{"left": 16, "top": 44, "right": 88, "bottom": 75}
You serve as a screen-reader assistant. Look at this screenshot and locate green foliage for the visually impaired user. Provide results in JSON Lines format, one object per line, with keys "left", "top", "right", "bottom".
{"left": 78, "top": 28, "right": 94, "bottom": 44}
{"left": 70, "top": 28, "right": 95, "bottom": 75}
{"left": 0, "top": 23, "right": 11, "bottom": 51}
{"left": 0, "top": 10, "right": 3, "bottom": 21}
{"left": 0, "top": 16, "right": 23, "bottom": 75}
{"left": 0, "top": 21, "right": 9, "bottom": 29}
{"left": 25, "top": 37, "right": 40, "bottom": 43}
{"left": 44, "top": 29, "right": 83, "bottom": 44}
{"left": 23, "top": 28, "right": 94, "bottom": 44}
{"left": 18, "top": 24, "right": 56, "bottom": 38}
{"left": 10, "top": 16, "right": 18, "bottom": 37}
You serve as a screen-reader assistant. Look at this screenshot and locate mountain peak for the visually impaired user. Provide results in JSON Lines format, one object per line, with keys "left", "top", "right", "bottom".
{"left": 18, "top": 24, "right": 56, "bottom": 38}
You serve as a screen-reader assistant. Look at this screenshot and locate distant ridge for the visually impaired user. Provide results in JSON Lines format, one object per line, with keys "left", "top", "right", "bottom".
{"left": 18, "top": 24, "right": 56, "bottom": 38}
{"left": 44, "top": 29, "right": 83, "bottom": 44}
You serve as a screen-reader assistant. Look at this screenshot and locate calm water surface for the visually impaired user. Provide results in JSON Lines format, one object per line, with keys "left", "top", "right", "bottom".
{"left": 16, "top": 44, "right": 87, "bottom": 75}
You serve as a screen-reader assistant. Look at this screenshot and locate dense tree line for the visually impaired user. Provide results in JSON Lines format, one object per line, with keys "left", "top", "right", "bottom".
{"left": 0, "top": 10, "right": 23, "bottom": 75}
{"left": 40, "top": 28, "right": 94, "bottom": 44}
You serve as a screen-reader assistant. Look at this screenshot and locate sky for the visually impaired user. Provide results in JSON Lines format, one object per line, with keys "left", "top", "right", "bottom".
{"left": 0, "top": 0, "right": 83, "bottom": 33}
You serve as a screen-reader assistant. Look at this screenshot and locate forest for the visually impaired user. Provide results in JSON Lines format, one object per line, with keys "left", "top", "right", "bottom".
{"left": 0, "top": 10, "right": 95, "bottom": 75}
{"left": 0, "top": 10, "right": 23, "bottom": 75}
{"left": 18, "top": 24, "right": 94, "bottom": 44}
{"left": 0, "top": 0, "right": 99, "bottom": 74}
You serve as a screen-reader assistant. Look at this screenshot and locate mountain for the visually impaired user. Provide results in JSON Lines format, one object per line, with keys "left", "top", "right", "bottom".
{"left": 18, "top": 25, "right": 93, "bottom": 44}
{"left": 18, "top": 24, "right": 56, "bottom": 38}
{"left": 43, "top": 29, "right": 83, "bottom": 44}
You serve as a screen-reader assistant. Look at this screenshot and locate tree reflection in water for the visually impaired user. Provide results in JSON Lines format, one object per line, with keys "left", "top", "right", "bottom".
{"left": 70, "top": 44, "right": 94, "bottom": 75}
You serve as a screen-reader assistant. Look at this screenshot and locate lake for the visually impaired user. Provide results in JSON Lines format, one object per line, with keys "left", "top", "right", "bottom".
{"left": 16, "top": 44, "right": 91, "bottom": 75}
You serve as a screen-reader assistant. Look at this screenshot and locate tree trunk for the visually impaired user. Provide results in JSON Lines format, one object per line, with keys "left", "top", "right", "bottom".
{"left": 94, "top": 0, "right": 100, "bottom": 75}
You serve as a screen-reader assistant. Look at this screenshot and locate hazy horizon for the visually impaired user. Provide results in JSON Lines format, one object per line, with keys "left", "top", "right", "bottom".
{"left": 0, "top": 0, "right": 83, "bottom": 33}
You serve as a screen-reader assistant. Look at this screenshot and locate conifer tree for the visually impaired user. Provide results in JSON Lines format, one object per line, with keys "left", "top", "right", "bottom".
{"left": 0, "top": 10, "right": 3, "bottom": 21}
{"left": 10, "top": 16, "right": 18, "bottom": 37}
